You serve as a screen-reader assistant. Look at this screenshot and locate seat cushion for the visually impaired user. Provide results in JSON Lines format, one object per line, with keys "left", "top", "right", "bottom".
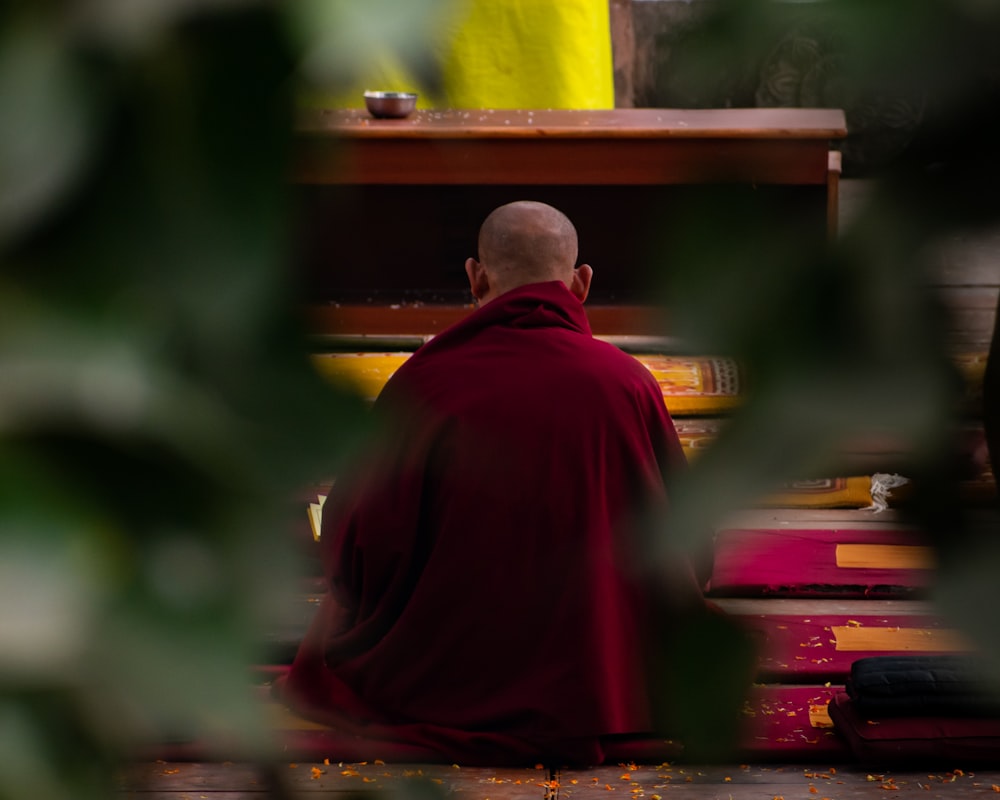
{"left": 828, "top": 692, "right": 1000, "bottom": 766}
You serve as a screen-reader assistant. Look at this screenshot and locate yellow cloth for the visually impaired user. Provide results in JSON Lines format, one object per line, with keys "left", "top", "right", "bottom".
{"left": 306, "top": 0, "right": 614, "bottom": 110}
{"left": 639, "top": 356, "right": 744, "bottom": 416}
{"left": 312, "top": 353, "right": 409, "bottom": 402}
{"left": 440, "top": 0, "right": 614, "bottom": 109}
{"left": 673, "top": 418, "right": 724, "bottom": 461}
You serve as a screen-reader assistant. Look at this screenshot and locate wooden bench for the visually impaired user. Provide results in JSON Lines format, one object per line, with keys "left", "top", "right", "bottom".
{"left": 292, "top": 107, "right": 846, "bottom": 345}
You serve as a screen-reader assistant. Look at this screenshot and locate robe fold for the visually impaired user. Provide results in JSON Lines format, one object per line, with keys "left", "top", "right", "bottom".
{"left": 278, "top": 282, "right": 691, "bottom": 765}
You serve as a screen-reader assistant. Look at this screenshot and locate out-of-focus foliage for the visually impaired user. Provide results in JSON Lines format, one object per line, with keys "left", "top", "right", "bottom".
{"left": 0, "top": 2, "right": 452, "bottom": 798}
{"left": 644, "top": 0, "right": 1000, "bottom": 758}
{"left": 286, "top": 0, "right": 454, "bottom": 100}
{"left": 4, "top": 0, "right": 1000, "bottom": 786}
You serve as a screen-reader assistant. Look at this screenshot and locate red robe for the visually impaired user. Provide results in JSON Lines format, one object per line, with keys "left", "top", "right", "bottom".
{"left": 278, "top": 281, "right": 691, "bottom": 764}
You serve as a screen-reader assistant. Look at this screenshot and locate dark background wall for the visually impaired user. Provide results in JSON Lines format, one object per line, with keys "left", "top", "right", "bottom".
{"left": 609, "top": 0, "right": 998, "bottom": 349}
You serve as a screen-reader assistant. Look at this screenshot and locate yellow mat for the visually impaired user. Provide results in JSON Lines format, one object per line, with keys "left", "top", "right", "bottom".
{"left": 313, "top": 353, "right": 409, "bottom": 403}
{"left": 673, "top": 418, "right": 723, "bottom": 458}
{"left": 310, "top": 353, "right": 993, "bottom": 510}
{"left": 672, "top": 421, "right": 907, "bottom": 508}
{"left": 312, "top": 351, "right": 989, "bottom": 419}
{"left": 835, "top": 543, "right": 936, "bottom": 570}
{"left": 639, "top": 355, "right": 743, "bottom": 416}
{"left": 758, "top": 476, "right": 878, "bottom": 509}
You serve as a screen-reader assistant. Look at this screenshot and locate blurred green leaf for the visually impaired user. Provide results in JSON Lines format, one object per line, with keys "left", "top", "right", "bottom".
{"left": 931, "top": 513, "right": 1000, "bottom": 699}
{"left": 2, "top": 0, "right": 1000, "bottom": 790}
{"left": 0, "top": 15, "right": 98, "bottom": 248}
{"left": 71, "top": 0, "right": 260, "bottom": 53}
{"left": 649, "top": 611, "right": 758, "bottom": 763}
{"left": 0, "top": 695, "right": 113, "bottom": 800}
{"left": 286, "top": 0, "right": 459, "bottom": 92}
{"left": 0, "top": 2, "right": 376, "bottom": 793}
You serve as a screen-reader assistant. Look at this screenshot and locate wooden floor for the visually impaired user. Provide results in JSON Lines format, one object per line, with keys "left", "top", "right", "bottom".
{"left": 119, "top": 760, "right": 1000, "bottom": 799}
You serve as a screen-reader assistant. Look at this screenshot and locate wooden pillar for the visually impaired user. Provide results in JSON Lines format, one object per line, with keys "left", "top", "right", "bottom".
{"left": 608, "top": 0, "right": 636, "bottom": 108}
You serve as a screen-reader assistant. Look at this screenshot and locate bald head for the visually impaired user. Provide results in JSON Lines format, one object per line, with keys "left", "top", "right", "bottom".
{"left": 466, "top": 201, "right": 592, "bottom": 305}
{"left": 478, "top": 201, "right": 578, "bottom": 290}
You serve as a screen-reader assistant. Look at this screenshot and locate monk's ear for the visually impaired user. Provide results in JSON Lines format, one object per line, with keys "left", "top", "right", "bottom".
{"left": 465, "top": 257, "right": 490, "bottom": 301}
{"left": 568, "top": 263, "right": 593, "bottom": 303}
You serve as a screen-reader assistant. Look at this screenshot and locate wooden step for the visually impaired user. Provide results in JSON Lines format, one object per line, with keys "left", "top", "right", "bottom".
{"left": 714, "top": 599, "right": 972, "bottom": 683}
{"left": 708, "top": 527, "right": 934, "bottom": 598}
{"left": 742, "top": 684, "right": 846, "bottom": 760}
{"left": 117, "top": 759, "right": 1000, "bottom": 798}
{"left": 259, "top": 594, "right": 969, "bottom": 684}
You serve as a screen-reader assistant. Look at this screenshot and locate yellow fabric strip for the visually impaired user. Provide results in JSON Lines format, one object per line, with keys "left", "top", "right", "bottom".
{"left": 831, "top": 626, "right": 971, "bottom": 653}
{"left": 313, "top": 353, "right": 410, "bottom": 401}
{"left": 758, "top": 477, "right": 873, "bottom": 509}
{"left": 808, "top": 702, "right": 834, "bottom": 729}
{"left": 440, "top": 0, "right": 613, "bottom": 109}
{"left": 835, "top": 544, "right": 936, "bottom": 571}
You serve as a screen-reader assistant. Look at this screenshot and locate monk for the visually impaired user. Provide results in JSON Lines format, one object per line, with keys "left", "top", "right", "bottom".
{"left": 277, "top": 201, "right": 702, "bottom": 765}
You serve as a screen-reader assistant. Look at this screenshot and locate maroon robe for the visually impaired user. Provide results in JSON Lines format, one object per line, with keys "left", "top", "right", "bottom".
{"left": 278, "top": 281, "right": 692, "bottom": 764}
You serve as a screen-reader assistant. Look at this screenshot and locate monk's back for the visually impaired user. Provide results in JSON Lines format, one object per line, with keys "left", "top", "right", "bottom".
{"left": 281, "top": 258, "right": 689, "bottom": 764}
{"left": 344, "top": 282, "right": 682, "bottom": 742}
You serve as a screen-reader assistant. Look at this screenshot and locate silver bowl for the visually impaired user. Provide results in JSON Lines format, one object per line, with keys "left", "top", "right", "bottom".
{"left": 363, "top": 91, "right": 418, "bottom": 119}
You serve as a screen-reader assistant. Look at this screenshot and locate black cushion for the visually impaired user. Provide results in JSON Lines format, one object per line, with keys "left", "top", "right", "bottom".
{"left": 847, "top": 655, "right": 1000, "bottom": 717}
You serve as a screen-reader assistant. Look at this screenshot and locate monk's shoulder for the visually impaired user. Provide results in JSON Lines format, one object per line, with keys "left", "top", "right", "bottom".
{"left": 583, "top": 336, "right": 660, "bottom": 385}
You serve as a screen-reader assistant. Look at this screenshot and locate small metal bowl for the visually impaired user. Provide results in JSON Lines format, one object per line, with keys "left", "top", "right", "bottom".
{"left": 363, "top": 91, "right": 418, "bottom": 119}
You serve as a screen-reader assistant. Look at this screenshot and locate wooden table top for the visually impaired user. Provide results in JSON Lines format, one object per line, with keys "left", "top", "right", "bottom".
{"left": 297, "top": 107, "right": 848, "bottom": 140}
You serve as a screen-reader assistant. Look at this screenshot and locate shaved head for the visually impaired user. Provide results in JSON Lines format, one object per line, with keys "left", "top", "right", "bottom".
{"left": 476, "top": 201, "right": 579, "bottom": 295}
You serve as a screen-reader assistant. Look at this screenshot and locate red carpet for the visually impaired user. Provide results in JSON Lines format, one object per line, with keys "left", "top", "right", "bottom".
{"left": 710, "top": 528, "right": 934, "bottom": 598}
{"left": 741, "top": 685, "right": 847, "bottom": 761}
{"left": 736, "top": 611, "right": 972, "bottom": 682}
